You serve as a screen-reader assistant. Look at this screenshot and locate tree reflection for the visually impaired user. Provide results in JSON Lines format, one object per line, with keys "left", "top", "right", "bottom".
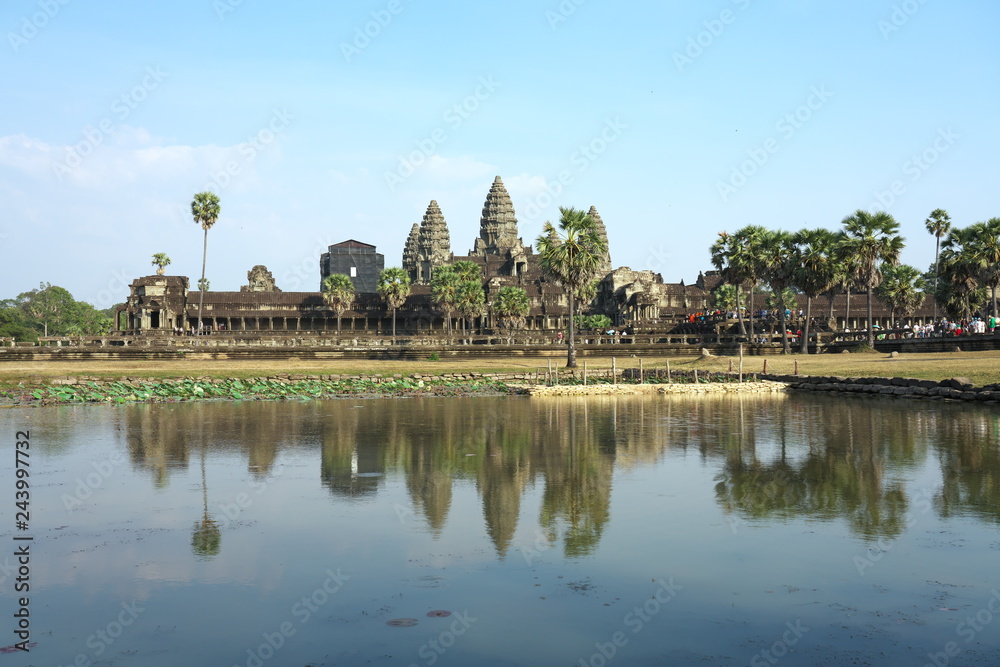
{"left": 934, "top": 410, "right": 1000, "bottom": 525}
{"left": 191, "top": 444, "right": 221, "bottom": 560}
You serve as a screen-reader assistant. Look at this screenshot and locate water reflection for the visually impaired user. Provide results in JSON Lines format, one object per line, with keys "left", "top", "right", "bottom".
{"left": 108, "top": 394, "right": 1000, "bottom": 556}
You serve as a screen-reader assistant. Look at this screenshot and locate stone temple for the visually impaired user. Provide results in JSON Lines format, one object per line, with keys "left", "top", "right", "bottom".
{"left": 117, "top": 176, "right": 718, "bottom": 334}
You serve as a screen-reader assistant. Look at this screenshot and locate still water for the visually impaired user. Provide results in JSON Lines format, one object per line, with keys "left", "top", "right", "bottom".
{"left": 2, "top": 394, "right": 999, "bottom": 666}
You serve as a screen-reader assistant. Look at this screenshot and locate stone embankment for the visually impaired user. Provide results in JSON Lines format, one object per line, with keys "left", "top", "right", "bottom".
{"left": 523, "top": 381, "right": 787, "bottom": 397}
{"left": 765, "top": 374, "right": 1000, "bottom": 403}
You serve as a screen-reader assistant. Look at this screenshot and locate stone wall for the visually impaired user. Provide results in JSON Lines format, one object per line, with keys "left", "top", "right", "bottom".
{"left": 766, "top": 374, "right": 1000, "bottom": 403}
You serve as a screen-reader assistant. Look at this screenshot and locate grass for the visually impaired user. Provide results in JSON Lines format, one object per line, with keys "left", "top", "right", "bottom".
{"left": 0, "top": 349, "right": 998, "bottom": 387}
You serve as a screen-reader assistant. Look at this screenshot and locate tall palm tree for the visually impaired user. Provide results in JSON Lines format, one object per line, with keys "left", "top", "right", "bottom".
{"left": 710, "top": 231, "right": 748, "bottom": 335}
{"left": 757, "top": 229, "right": 798, "bottom": 354}
{"left": 322, "top": 274, "right": 355, "bottom": 334}
{"left": 730, "top": 225, "right": 770, "bottom": 335}
{"left": 925, "top": 208, "right": 952, "bottom": 320}
{"left": 191, "top": 192, "right": 221, "bottom": 332}
{"left": 841, "top": 210, "right": 904, "bottom": 348}
{"left": 968, "top": 218, "right": 1000, "bottom": 318}
{"left": 535, "top": 207, "right": 607, "bottom": 368}
{"left": 938, "top": 227, "right": 982, "bottom": 320}
{"left": 430, "top": 265, "right": 460, "bottom": 339}
{"left": 793, "top": 228, "right": 837, "bottom": 354}
{"left": 377, "top": 267, "right": 411, "bottom": 340}
{"left": 876, "top": 264, "right": 927, "bottom": 326}
{"left": 456, "top": 279, "right": 486, "bottom": 342}
{"left": 493, "top": 286, "right": 531, "bottom": 344}
{"left": 151, "top": 253, "right": 171, "bottom": 276}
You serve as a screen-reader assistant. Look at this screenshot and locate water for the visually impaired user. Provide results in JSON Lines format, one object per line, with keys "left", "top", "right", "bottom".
{"left": 2, "top": 394, "right": 999, "bottom": 666}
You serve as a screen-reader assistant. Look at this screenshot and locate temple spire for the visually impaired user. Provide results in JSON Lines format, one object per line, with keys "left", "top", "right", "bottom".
{"left": 414, "top": 200, "right": 452, "bottom": 283}
{"left": 587, "top": 206, "right": 613, "bottom": 275}
{"left": 471, "top": 176, "right": 521, "bottom": 256}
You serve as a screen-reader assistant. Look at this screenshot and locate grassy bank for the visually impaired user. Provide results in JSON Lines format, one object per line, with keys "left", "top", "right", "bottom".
{"left": 0, "top": 349, "right": 997, "bottom": 389}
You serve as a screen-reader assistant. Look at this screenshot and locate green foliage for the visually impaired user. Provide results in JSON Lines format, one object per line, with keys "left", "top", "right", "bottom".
{"left": 427, "top": 352, "right": 440, "bottom": 361}
{"left": 197, "top": 278, "right": 210, "bottom": 291}
{"left": 151, "top": 253, "right": 171, "bottom": 272}
{"left": 3, "top": 283, "right": 112, "bottom": 339}
{"left": 573, "top": 314, "right": 612, "bottom": 330}
{"left": 322, "top": 273, "right": 355, "bottom": 332}
{"left": 493, "top": 286, "right": 530, "bottom": 340}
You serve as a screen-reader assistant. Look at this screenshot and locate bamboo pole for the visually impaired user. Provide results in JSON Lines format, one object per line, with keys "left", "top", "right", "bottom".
{"left": 639, "top": 358, "right": 643, "bottom": 384}
{"left": 548, "top": 358, "right": 553, "bottom": 386}
{"left": 612, "top": 357, "right": 616, "bottom": 385}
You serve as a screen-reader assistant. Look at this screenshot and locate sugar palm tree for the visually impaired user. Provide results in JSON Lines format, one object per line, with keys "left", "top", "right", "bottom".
{"left": 968, "top": 218, "right": 1000, "bottom": 318}
{"left": 191, "top": 192, "right": 221, "bottom": 331}
{"left": 536, "top": 207, "right": 607, "bottom": 368}
{"left": 430, "top": 265, "right": 460, "bottom": 340}
{"left": 710, "top": 231, "right": 747, "bottom": 335}
{"left": 757, "top": 229, "right": 799, "bottom": 354}
{"left": 939, "top": 227, "right": 982, "bottom": 320}
{"left": 793, "top": 228, "right": 837, "bottom": 353}
{"left": 456, "top": 279, "right": 485, "bottom": 343}
{"left": 729, "top": 225, "right": 770, "bottom": 335}
{"left": 377, "top": 267, "right": 411, "bottom": 340}
{"left": 493, "top": 286, "right": 531, "bottom": 344}
{"left": 841, "top": 210, "right": 904, "bottom": 348}
{"left": 876, "top": 264, "right": 927, "bottom": 326}
{"left": 925, "top": 209, "right": 952, "bottom": 320}
{"left": 322, "top": 274, "right": 355, "bottom": 334}
{"left": 151, "top": 253, "right": 171, "bottom": 276}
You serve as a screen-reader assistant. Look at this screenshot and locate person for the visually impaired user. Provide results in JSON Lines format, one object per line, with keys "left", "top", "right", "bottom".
{"left": 556, "top": 331, "right": 563, "bottom": 344}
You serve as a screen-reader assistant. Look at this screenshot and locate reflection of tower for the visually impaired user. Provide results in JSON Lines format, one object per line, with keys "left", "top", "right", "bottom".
{"left": 126, "top": 405, "right": 190, "bottom": 488}
{"left": 320, "top": 408, "right": 386, "bottom": 498}
{"left": 480, "top": 470, "right": 525, "bottom": 560}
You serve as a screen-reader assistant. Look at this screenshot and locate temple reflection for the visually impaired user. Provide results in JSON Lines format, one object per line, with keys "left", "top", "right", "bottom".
{"left": 114, "top": 394, "right": 1000, "bottom": 557}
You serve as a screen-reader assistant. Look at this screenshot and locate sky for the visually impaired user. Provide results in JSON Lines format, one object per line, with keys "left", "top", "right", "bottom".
{"left": 1, "top": 0, "right": 998, "bottom": 309}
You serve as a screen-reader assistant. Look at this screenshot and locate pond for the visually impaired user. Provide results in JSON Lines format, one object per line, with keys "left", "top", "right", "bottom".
{"left": 2, "top": 393, "right": 999, "bottom": 666}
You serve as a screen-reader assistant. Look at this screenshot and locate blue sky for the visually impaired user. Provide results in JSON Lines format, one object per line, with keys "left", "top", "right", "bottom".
{"left": 1, "top": 0, "right": 997, "bottom": 308}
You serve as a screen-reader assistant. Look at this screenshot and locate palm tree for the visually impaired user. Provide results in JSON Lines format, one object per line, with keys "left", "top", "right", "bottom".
{"left": 841, "top": 210, "right": 904, "bottom": 348}
{"left": 191, "top": 445, "right": 221, "bottom": 560}
{"left": 191, "top": 192, "right": 221, "bottom": 332}
{"left": 197, "top": 278, "right": 210, "bottom": 292}
{"left": 456, "top": 280, "right": 485, "bottom": 343}
{"left": 925, "top": 209, "right": 952, "bottom": 320}
{"left": 876, "top": 264, "right": 927, "bottom": 326}
{"left": 430, "top": 265, "right": 460, "bottom": 340}
{"left": 377, "top": 267, "right": 411, "bottom": 340}
{"left": 940, "top": 226, "right": 988, "bottom": 321}
{"left": 451, "top": 260, "right": 482, "bottom": 283}
{"left": 730, "top": 225, "right": 770, "bottom": 335}
{"left": 793, "top": 228, "right": 837, "bottom": 353}
{"left": 968, "top": 218, "right": 1000, "bottom": 318}
{"left": 757, "top": 230, "right": 799, "bottom": 354}
{"left": 710, "top": 231, "right": 747, "bottom": 335}
{"left": 322, "top": 274, "right": 355, "bottom": 333}
{"left": 535, "top": 207, "right": 607, "bottom": 368}
{"left": 151, "top": 253, "right": 171, "bottom": 276}
{"left": 493, "top": 286, "right": 531, "bottom": 344}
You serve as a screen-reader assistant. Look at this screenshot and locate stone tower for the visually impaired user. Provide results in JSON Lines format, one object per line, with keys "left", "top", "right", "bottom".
{"left": 587, "top": 206, "right": 613, "bottom": 276}
{"left": 411, "top": 200, "right": 453, "bottom": 284}
{"left": 470, "top": 176, "right": 523, "bottom": 257}
{"left": 402, "top": 223, "right": 420, "bottom": 280}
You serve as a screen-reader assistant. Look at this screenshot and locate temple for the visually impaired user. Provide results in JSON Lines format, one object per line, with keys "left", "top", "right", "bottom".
{"left": 116, "top": 175, "right": 723, "bottom": 335}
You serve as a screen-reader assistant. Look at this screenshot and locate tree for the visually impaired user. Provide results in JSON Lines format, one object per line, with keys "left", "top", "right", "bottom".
{"left": 535, "top": 207, "right": 607, "bottom": 368}
{"left": 794, "top": 228, "right": 838, "bottom": 353}
{"left": 322, "top": 274, "right": 355, "bottom": 334}
{"left": 757, "top": 230, "right": 799, "bottom": 354}
{"left": 710, "top": 227, "right": 768, "bottom": 336}
{"left": 876, "top": 264, "right": 927, "bottom": 325}
{"left": 925, "top": 208, "right": 952, "bottom": 320}
{"left": 967, "top": 218, "right": 1000, "bottom": 318}
{"left": 456, "top": 280, "right": 485, "bottom": 343}
{"left": 151, "top": 253, "right": 171, "bottom": 275}
{"left": 191, "top": 192, "right": 221, "bottom": 331}
{"left": 841, "top": 210, "right": 904, "bottom": 348}
{"left": 377, "top": 267, "right": 411, "bottom": 340}
{"left": 493, "top": 286, "right": 530, "bottom": 344}
{"left": 711, "top": 284, "right": 741, "bottom": 313}
{"left": 940, "top": 226, "right": 985, "bottom": 320}
{"left": 197, "top": 278, "right": 210, "bottom": 292}
{"left": 430, "top": 265, "right": 460, "bottom": 340}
